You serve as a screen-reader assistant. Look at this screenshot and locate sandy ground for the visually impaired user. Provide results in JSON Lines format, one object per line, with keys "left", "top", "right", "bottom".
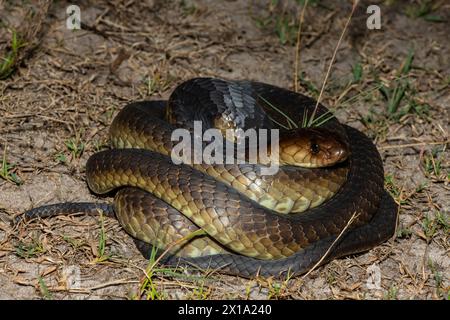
{"left": 0, "top": 0, "right": 448, "bottom": 299}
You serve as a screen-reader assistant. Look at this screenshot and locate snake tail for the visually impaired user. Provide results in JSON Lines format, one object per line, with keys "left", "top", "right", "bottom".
{"left": 18, "top": 202, "right": 114, "bottom": 224}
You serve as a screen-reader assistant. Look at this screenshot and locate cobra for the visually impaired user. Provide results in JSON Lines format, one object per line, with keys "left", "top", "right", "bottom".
{"left": 20, "top": 78, "right": 398, "bottom": 278}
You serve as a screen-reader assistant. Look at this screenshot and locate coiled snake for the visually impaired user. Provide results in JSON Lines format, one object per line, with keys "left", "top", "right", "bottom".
{"left": 22, "top": 78, "right": 398, "bottom": 278}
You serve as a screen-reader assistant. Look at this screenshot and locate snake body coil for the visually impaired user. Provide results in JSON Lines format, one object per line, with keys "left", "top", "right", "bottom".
{"left": 22, "top": 78, "right": 398, "bottom": 278}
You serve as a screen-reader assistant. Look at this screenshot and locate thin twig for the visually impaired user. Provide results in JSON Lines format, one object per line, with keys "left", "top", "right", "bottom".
{"left": 84, "top": 279, "right": 139, "bottom": 291}
{"left": 308, "top": 0, "right": 360, "bottom": 126}
{"left": 302, "top": 211, "right": 360, "bottom": 279}
{"left": 378, "top": 140, "right": 449, "bottom": 150}
{"left": 294, "top": 0, "right": 309, "bottom": 92}
{"left": 144, "top": 229, "right": 207, "bottom": 276}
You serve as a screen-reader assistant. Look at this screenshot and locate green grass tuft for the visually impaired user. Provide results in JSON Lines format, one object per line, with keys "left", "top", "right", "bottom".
{"left": 352, "top": 62, "right": 363, "bottom": 83}
{"left": 0, "top": 29, "right": 26, "bottom": 80}
{"left": 258, "top": 93, "right": 335, "bottom": 130}
{"left": 1, "top": 147, "right": 22, "bottom": 185}
{"left": 385, "top": 285, "right": 398, "bottom": 300}
{"left": 92, "top": 211, "right": 111, "bottom": 263}
{"left": 378, "top": 49, "right": 416, "bottom": 118}
{"left": 38, "top": 277, "right": 53, "bottom": 300}
{"left": 65, "top": 138, "right": 85, "bottom": 159}
{"left": 15, "top": 238, "right": 46, "bottom": 258}
{"left": 404, "top": 0, "right": 446, "bottom": 22}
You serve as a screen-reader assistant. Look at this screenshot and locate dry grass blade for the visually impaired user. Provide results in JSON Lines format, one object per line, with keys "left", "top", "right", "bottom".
{"left": 379, "top": 140, "right": 450, "bottom": 150}
{"left": 144, "top": 229, "right": 207, "bottom": 275}
{"left": 308, "top": 0, "right": 360, "bottom": 126}
{"left": 85, "top": 279, "right": 139, "bottom": 291}
{"left": 302, "top": 211, "right": 360, "bottom": 279}
{"left": 294, "top": 0, "right": 309, "bottom": 92}
{"left": 258, "top": 94, "right": 298, "bottom": 129}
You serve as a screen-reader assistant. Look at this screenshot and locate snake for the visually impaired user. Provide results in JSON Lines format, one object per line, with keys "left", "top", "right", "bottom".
{"left": 21, "top": 77, "right": 398, "bottom": 278}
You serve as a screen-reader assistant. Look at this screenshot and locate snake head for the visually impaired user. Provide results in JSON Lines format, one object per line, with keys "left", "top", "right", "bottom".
{"left": 278, "top": 128, "right": 350, "bottom": 168}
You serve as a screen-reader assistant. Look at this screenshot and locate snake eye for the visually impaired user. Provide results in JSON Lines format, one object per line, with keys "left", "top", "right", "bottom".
{"left": 310, "top": 141, "right": 320, "bottom": 154}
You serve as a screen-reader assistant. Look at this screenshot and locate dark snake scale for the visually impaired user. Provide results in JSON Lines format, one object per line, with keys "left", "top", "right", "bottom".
{"left": 21, "top": 78, "right": 398, "bottom": 278}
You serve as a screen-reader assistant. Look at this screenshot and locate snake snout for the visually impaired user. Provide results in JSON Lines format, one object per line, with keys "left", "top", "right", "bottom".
{"left": 318, "top": 134, "right": 350, "bottom": 166}
{"left": 324, "top": 143, "right": 349, "bottom": 164}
